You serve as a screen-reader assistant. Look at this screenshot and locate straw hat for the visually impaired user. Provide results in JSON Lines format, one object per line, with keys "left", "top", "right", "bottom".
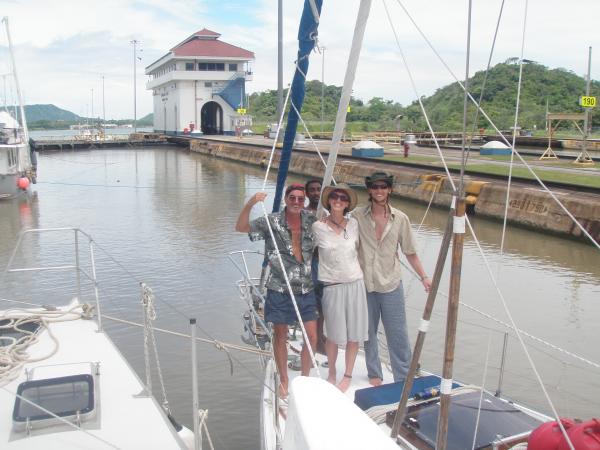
{"left": 321, "top": 183, "right": 358, "bottom": 212}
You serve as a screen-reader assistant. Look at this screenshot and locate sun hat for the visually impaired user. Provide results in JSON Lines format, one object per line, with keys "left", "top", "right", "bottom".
{"left": 321, "top": 183, "right": 358, "bottom": 212}
{"left": 365, "top": 171, "right": 394, "bottom": 188}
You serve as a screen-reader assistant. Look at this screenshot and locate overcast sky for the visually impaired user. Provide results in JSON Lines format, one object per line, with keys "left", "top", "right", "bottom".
{"left": 2, "top": 0, "right": 599, "bottom": 120}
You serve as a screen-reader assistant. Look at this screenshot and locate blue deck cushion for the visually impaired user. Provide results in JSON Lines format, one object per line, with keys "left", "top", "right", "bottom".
{"left": 354, "top": 375, "right": 459, "bottom": 411}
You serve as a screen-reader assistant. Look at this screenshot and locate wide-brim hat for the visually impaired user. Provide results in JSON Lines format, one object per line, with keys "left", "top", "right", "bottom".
{"left": 321, "top": 183, "right": 358, "bottom": 212}
{"left": 365, "top": 171, "right": 394, "bottom": 188}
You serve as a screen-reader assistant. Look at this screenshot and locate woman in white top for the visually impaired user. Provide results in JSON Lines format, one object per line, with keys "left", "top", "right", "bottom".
{"left": 312, "top": 184, "right": 368, "bottom": 392}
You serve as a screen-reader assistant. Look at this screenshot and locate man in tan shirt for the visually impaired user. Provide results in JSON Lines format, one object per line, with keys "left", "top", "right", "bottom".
{"left": 353, "top": 171, "right": 431, "bottom": 385}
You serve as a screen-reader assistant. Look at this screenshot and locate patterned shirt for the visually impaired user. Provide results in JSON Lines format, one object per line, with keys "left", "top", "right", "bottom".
{"left": 352, "top": 204, "right": 417, "bottom": 293}
{"left": 249, "top": 209, "right": 317, "bottom": 294}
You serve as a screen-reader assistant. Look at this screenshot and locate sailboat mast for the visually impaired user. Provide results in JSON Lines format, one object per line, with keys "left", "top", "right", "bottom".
{"left": 3, "top": 17, "right": 30, "bottom": 172}
{"left": 319, "top": 0, "right": 372, "bottom": 213}
{"left": 435, "top": 0, "right": 472, "bottom": 448}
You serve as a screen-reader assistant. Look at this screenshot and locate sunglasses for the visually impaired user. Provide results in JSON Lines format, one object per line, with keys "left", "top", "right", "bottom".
{"left": 329, "top": 192, "right": 350, "bottom": 202}
{"left": 369, "top": 183, "right": 389, "bottom": 190}
{"left": 287, "top": 195, "right": 306, "bottom": 203}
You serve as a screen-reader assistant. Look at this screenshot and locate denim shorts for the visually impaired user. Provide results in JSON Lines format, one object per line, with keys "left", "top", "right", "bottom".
{"left": 265, "top": 289, "right": 317, "bottom": 325}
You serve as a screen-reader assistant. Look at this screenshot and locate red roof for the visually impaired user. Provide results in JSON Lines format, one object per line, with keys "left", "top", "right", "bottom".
{"left": 171, "top": 29, "right": 254, "bottom": 59}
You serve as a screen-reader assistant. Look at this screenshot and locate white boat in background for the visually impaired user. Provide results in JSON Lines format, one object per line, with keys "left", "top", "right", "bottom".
{"left": 0, "top": 17, "right": 36, "bottom": 200}
{"left": 0, "top": 228, "right": 205, "bottom": 449}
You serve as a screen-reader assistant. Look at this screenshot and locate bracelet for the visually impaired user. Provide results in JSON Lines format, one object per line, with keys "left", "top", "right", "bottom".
{"left": 420, "top": 275, "right": 429, "bottom": 281}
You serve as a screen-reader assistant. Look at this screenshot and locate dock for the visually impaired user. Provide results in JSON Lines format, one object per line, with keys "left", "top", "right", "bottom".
{"left": 30, "top": 132, "right": 167, "bottom": 151}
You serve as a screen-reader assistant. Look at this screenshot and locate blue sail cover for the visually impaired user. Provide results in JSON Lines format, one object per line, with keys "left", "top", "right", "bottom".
{"left": 272, "top": 0, "right": 323, "bottom": 212}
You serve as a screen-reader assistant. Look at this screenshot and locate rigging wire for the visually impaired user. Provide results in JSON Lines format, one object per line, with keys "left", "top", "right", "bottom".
{"left": 500, "top": 0, "right": 529, "bottom": 259}
{"left": 394, "top": 0, "right": 600, "bottom": 250}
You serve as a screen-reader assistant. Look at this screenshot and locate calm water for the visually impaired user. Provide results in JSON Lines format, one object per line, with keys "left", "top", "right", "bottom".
{"left": 1, "top": 146, "right": 599, "bottom": 449}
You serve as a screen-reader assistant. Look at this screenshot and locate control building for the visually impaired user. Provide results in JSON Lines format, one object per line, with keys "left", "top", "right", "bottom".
{"left": 145, "top": 29, "right": 254, "bottom": 135}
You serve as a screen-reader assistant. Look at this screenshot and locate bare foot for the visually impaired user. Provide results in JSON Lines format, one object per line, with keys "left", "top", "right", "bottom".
{"left": 369, "top": 377, "right": 383, "bottom": 387}
{"left": 278, "top": 383, "right": 288, "bottom": 399}
{"left": 327, "top": 371, "right": 337, "bottom": 384}
{"left": 337, "top": 374, "right": 352, "bottom": 393}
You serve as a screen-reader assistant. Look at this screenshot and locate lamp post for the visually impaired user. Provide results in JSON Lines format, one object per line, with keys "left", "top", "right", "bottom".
{"left": 102, "top": 75, "right": 105, "bottom": 125}
{"left": 131, "top": 39, "right": 139, "bottom": 132}
{"left": 321, "top": 46, "right": 326, "bottom": 133}
{"left": 90, "top": 88, "right": 94, "bottom": 125}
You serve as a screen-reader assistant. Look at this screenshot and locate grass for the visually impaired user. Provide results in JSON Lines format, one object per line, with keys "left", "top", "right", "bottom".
{"left": 381, "top": 155, "right": 600, "bottom": 188}
{"left": 448, "top": 163, "right": 600, "bottom": 188}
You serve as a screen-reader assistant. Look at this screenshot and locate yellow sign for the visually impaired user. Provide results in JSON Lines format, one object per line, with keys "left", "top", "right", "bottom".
{"left": 580, "top": 96, "right": 596, "bottom": 108}
{"left": 347, "top": 106, "right": 351, "bottom": 113}
{"left": 237, "top": 108, "right": 247, "bottom": 114}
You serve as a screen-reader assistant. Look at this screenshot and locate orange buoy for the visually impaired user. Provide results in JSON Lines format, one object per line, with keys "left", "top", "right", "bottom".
{"left": 17, "top": 177, "right": 30, "bottom": 190}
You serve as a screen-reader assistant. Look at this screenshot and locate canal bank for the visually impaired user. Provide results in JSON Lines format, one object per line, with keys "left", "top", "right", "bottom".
{"left": 186, "top": 138, "right": 599, "bottom": 244}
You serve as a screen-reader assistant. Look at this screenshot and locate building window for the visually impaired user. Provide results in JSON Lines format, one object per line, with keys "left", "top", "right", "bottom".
{"left": 205, "top": 82, "right": 213, "bottom": 87}
{"left": 198, "top": 62, "right": 225, "bottom": 71}
{"left": 185, "top": 63, "right": 194, "bottom": 71}
{"left": 229, "top": 63, "right": 238, "bottom": 71}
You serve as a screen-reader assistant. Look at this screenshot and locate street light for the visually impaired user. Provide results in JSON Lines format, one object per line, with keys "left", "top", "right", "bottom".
{"left": 102, "top": 75, "right": 105, "bottom": 125}
{"left": 130, "top": 39, "right": 140, "bottom": 132}
{"left": 321, "top": 46, "right": 326, "bottom": 133}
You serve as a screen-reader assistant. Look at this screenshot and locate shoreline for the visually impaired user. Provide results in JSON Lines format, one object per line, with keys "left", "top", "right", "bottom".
{"left": 186, "top": 137, "right": 600, "bottom": 244}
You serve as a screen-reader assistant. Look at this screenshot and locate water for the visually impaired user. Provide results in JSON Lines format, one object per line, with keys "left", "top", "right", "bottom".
{"left": 1, "top": 146, "right": 599, "bottom": 448}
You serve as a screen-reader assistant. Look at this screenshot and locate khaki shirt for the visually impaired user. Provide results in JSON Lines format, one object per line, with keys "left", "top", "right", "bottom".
{"left": 352, "top": 204, "right": 417, "bottom": 293}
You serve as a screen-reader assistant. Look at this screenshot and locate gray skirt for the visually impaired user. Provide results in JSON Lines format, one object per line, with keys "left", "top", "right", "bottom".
{"left": 322, "top": 278, "right": 368, "bottom": 345}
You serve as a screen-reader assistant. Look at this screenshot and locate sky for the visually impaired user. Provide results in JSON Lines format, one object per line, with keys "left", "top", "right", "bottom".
{"left": 2, "top": 0, "right": 599, "bottom": 120}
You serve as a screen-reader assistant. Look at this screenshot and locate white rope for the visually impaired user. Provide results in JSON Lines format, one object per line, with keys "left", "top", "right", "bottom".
{"left": 382, "top": 0, "right": 457, "bottom": 193}
{"left": 140, "top": 283, "right": 170, "bottom": 412}
{"left": 257, "top": 200, "right": 321, "bottom": 377}
{"left": 398, "top": 263, "right": 600, "bottom": 370}
{"left": 500, "top": 0, "right": 529, "bottom": 257}
{"left": 471, "top": 332, "right": 493, "bottom": 450}
{"left": 289, "top": 100, "right": 337, "bottom": 185}
{"left": 319, "top": 0, "right": 373, "bottom": 217}
{"left": 308, "top": 0, "right": 321, "bottom": 24}
{"left": 198, "top": 409, "right": 215, "bottom": 450}
{"left": 101, "top": 314, "right": 270, "bottom": 356}
{"left": 0, "top": 304, "right": 88, "bottom": 386}
{"left": 260, "top": 69, "right": 294, "bottom": 191}
{"left": 417, "top": 189, "right": 436, "bottom": 233}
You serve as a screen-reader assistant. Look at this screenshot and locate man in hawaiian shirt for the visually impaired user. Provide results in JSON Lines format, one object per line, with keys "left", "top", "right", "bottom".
{"left": 235, "top": 183, "right": 318, "bottom": 398}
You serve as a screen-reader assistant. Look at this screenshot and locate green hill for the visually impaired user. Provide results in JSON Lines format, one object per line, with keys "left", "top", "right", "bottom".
{"left": 248, "top": 60, "right": 599, "bottom": 132}
{"left": 406, "top": 59, "right": 599, "bottom": 131}
{"left": 24, "top": 104, "right": 80, "bottom": 122}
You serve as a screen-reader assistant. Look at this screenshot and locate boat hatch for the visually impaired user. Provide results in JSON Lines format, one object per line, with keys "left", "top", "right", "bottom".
{"left": 0, "top": 319, "right": 41, "bottom": 347}
{"left": 12, "top": 374, "right": 95, "bottom": 431}
{"left": 391, "top": 390, "right": 543, "bottom": 450}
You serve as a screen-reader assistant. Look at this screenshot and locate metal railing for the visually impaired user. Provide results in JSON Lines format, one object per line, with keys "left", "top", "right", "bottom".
{"left": 3, "top": 227, "right": 103, "bottom": 331}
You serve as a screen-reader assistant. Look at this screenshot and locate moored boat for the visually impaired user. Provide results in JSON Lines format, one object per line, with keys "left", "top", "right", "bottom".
{"left": 0, "top": 228, "right": 202, "bottom": 449}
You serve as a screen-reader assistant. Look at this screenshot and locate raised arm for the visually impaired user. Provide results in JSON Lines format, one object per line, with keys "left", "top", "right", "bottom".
{"left": 406, "top": 253, "right": 431, "bottom": 292}
{"left": 235, "top": 192, "right": 267, "bottom": 232}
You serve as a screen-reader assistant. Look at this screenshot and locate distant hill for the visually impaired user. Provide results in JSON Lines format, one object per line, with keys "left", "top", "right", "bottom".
{"left": 403, "top": 60, "right": 600, "bottom": 131}
{"left": 247, "top": 61, "right": 598, "bottom": 131}
{"left": 24, "top": 104, "right": 80, "bottom": 122}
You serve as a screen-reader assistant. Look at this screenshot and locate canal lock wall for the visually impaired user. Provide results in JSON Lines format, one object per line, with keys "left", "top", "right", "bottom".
{"left": 189, "top": 139, "right": 600, "bottom": 244}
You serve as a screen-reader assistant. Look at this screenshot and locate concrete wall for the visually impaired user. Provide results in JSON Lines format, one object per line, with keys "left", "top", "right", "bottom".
{"left": 189, "top": 139, "right": 600, "bottom": 244}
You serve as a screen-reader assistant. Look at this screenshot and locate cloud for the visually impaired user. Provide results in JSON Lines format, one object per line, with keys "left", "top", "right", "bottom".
{"left": 2, "top": 0, "right": 599, "bottom": 119}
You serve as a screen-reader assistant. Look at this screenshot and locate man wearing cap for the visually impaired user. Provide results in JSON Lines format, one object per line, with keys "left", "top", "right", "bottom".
{"left": 354, "top": 171, "right": 432, "bottom": 385}
{"left": 235, "top": 184, "right": 318, "bottom": 398}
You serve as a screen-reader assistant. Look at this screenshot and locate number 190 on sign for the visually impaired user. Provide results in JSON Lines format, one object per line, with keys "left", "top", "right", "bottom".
{"left": 580, "top": 96, "right": 596, "bottom": 108}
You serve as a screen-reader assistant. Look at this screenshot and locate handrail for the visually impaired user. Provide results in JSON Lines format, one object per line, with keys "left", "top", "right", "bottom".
{"left": 3, "top": 227, "right": 103, "bottom": 331}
